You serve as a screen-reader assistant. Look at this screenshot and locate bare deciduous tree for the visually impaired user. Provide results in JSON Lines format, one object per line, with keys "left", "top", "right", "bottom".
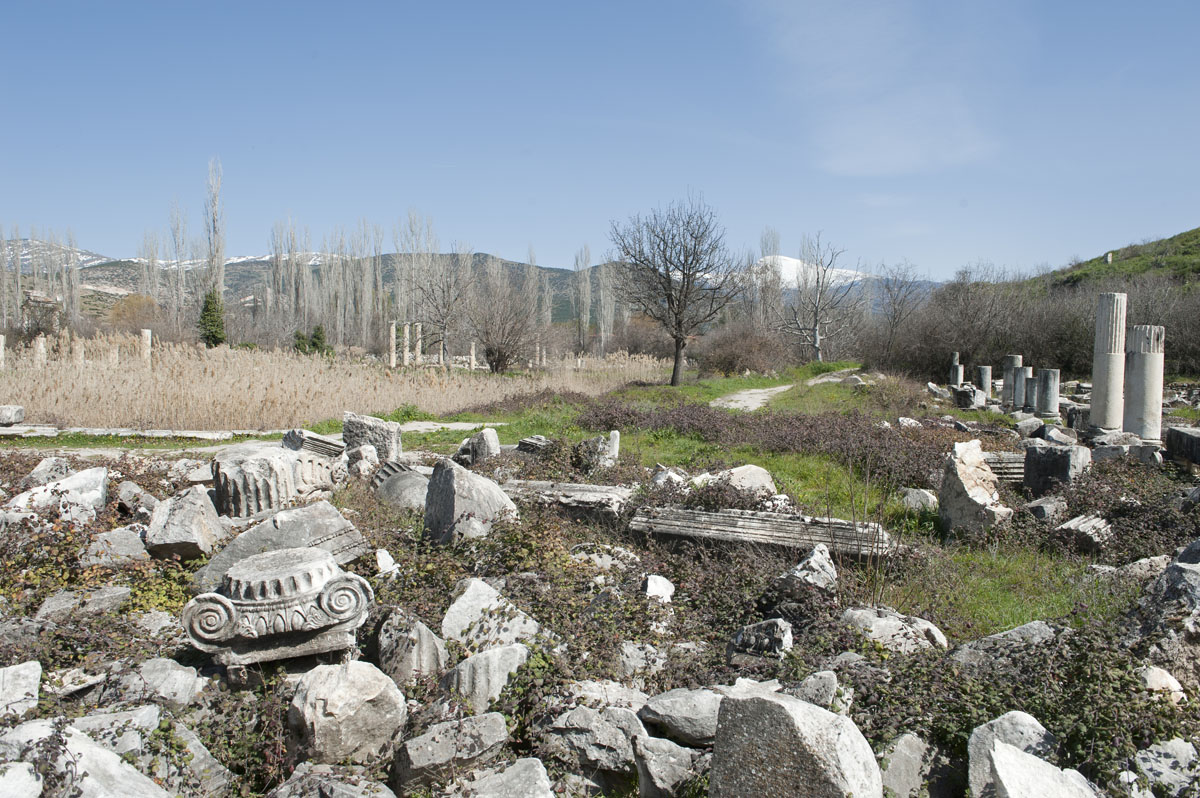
{"left": 777, "top": 233, "right": 864, "bottom": 363}
{"left": 608, "top": 197, "right": 743, "bottom": 386}
{"left": 874, "top": 259, "right": 926, "bottom": 364}
{"left": 204, "top": 158, "right": 225, "bottom": 296}
{"left": 418, "top": 238, "right": 473, "bottom": 365}
{"left": 572, "top": 245, "right": 591, "bottom": 353}
{"left": 467, "top": 255, "right": 537, "bottom": 373}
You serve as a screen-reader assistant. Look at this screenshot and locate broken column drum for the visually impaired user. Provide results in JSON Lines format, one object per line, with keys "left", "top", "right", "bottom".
{"left": 949, "top": 352, "right": 963, "bottom": 388}
{"left": 182, "top": 547, "right": 373, "bottom": 673}
{"left": 1012, "top": 366, "right": 1031, "bottom": 411}
{"left": 1124, "top": 325, "right": 1165, "bottom": 444}
{"left": 1091, "top": 292, "right": 1127, "bottom": 429}
{"left": 1001, "top": 355, "right": 1022, "bottom": 407}
{"left": 976, "top": 365, "right": 992, "bottom": 397}
{"left": 1035, "top": 368, "right": 1060, "bottom": 419}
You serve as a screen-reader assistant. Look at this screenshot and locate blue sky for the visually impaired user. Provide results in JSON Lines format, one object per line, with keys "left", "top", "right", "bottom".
{"left": 2, "top": 1, "right": 1197, "bottom": 279}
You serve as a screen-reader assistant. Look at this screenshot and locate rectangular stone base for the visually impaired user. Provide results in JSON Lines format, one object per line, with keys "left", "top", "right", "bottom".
{"left": 213, "top": 628, "right": 357, "bottom": 669}
{"left": 1166, "top": 426, "right": 1200, "bottom": 470}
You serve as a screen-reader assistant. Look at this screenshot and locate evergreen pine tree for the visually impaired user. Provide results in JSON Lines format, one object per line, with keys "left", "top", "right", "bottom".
{"left": 198, "top": 289, "right": 227, "bottom": 347}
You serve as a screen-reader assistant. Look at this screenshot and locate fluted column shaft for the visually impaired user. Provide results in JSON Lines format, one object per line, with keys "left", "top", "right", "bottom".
{"left": 1091, "top": 292, "right": 1127, "bottom": 429}
{"left": 1124, "top": 325, "right": 1165, "bottom": 443}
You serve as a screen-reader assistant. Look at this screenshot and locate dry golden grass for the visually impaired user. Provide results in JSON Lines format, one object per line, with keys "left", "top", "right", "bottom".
{"left": 1, "top": 334, "right": 669, "bottom": 430}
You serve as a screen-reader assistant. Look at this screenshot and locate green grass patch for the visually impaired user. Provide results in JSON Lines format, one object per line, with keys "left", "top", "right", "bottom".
{"left": 1050, "top": 224, "right": 1200, "bottom": 285}
{"left": 1167, "top": 406, "right": 1200, "bottom": 424}
{"left": 869, "top": 545, "right": 1138, "bottom": 642}
{"left": 0, "top": 431, "right": 281, "bottom": 451}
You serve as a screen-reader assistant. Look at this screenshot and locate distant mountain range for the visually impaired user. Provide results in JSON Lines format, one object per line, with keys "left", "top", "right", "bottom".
{"left": 5, "top": 239, "right": 942, "bottom": 321}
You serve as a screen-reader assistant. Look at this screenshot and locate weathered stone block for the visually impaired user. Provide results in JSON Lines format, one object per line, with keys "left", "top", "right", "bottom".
{"left": 343, "top": 412, "right": 402, "bottom": 462}
{"left": 1024, "top": 445, "right": 1091, "bottom": 497}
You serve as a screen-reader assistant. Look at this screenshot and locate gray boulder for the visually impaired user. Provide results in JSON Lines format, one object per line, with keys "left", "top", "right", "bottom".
{"left": 0, "top": 718, "right": 172, "bottom": 797}
{"left": 939, "top": 440, "right": 1012, "bottom": 536}
{"left": 268, "top": 762, "right": 395, "bottom": 798}
{"left": 83, "top": 524, "right": 150, "bottom": 567}
{"left": 35, "top": 586, "right": 131, "bottom": 623}
{"left": 967, "top": 710, "right": 1056, "bottom": 798}
{"left": 71, "top": 704, "right": 233, "bottom": 798}
{"left": 390, "top": 712, "right": 507, "bottom": 790}
{"left": 288, "top": 662, "right": 407, "bottom": 764}
{"left": 194, "top": 500, "right": 369, "bottom": 593}
{"left": 774, "top": 542, "right": 838, "bottom": 597}
{"left": 951, "top": 620, "right": 1057, "bottom": 672}
{"left": 1135, "top": 737, "right": 1198, "bottom": 797}
{"left": 0, "top": 660, "right": 40, "bottom": 718}
{"left": 116, "top": 480, "right": 159, "bottom": 520}
{"left": 107, "top": 658, "right": 208, "bottom": 710}
{"left": 440, "top": 643, "right": 530, "bottom": 715}
{"left": 879, "top": 733, "right": 933, "bottom": 798}
{"left": 6, "top": 466, "right": 108, "bottom": 524}
{"left": 900, "top": 487, "right": 938, "bottom": 512}
{"left": 444, "top": 758, "right": 553, "bottom": 798}
{"left": 454, "top": 427, "right": 501, "bottom": 466}
{"left": 441, "top": 577, "right": 540, "bottom": 652}
{"left": 840, "top": 607, "right": 947, "bottom": 654}
{"left": 989, "top": 739, "right": 1100, "bottom": 797}
{"left": 0, "top": 405, "right": 24, "bottom": 426}
{"left": 1024, "top": 496, "right": 1067, "bottom": 523}
{"left": 0, "top": 762, "right": 40, "bottom": 795}
{"left": 544, "top": 704, "right": 645, "bottom": 777}
{"left": 709, "top": 693, "right": 882, "bottom": 797}
{"left": 144, "top": 486, "right": 225, "bottom": 560}
{"left": 22, "top": 456, "right": 74, "bottom": 488}
{"left": 378, "top": 611, "right": 448, "bottom": 685}
{"left": 790, "top": 670, "right": 852, "bottom": 715}
{"left": 1024, "top": 445, "right": 1091, "bottom": 497}
{"left": 343, "top": 412, "right": 403, "bottom": 461}
{"left": 1125, "top": 545, "right": 1200, "bottom": 685}
{"left": 637, "top": 687, "right": 723, "bottom": 747}
{"left": 425, "top": 459, "right": 518, "bottom": 544}
{"left": 633, "top": 734, "right": 705, "bottom": 798}
{"left": 564, "top": 680, "right": 649, "bottom": 711}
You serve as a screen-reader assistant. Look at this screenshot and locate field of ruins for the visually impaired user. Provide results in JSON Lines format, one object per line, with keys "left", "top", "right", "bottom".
{"left": 0, "top": 288, "right": 1198, "bottom": 797}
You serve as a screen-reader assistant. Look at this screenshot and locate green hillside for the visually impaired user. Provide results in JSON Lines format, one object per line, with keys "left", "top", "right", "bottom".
{"left": 1052, "top": 225, "right": 1200, "bottom": 285}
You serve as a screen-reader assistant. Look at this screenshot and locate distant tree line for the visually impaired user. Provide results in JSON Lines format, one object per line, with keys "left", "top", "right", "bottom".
{"left": 3, "top": 180, "right": 1199, "bottom": 380}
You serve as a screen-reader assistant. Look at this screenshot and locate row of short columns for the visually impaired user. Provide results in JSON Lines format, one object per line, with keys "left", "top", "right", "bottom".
{"left": 387, "top": 322, "right": 480, "bottom": 371}
{"left": 0, "top": 330, "right": 153, "bottom": 369}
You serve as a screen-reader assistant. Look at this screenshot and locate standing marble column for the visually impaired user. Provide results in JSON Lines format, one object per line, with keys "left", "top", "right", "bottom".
{"left": 0, "top": 334, "right": 6, "bottom": 370}
{"left": 949, "top": 352, "right": 963, "bottom": 387}
{"left": 1024, "top": 369, "right": 1038, "bottom": 411}
{"left": 1091, "top": 292, "right": 1127, "bottom": 430}
{"left": 469, "top": 342, "right": 477, "bottom": 371}
{"left": 976, "top": 366, "right": 992, "bottom": 398}
{"left": 414, "top": 323, "right": 422, "bottom": 365}
{"left": 1035, "top": 369, "right": 1060, "bottom": 419}
{"left": 1001, "top": 355, "right": 1022, "bottom": 407}
{"left": 1012, "top": 366, "right": 1030, "bottom": 412}
{"left": 33, "top": 335, "right": 47, "bottom": 368}
{"left": 402, "top": 323, "right": 411, "bottom": 367}
{"left": 1124, "top": 325, "right": 1165, "bottom": 443}
{"left": 388, "top": 321, "right": 396, "bottom": 369}
{"left": 140, "top": 329, "right": 152, "bottom": 368}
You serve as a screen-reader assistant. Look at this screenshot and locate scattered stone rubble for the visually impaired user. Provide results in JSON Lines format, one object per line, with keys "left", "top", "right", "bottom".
{"left": 0, "top": 382, "right": 1196, "bottom": 798}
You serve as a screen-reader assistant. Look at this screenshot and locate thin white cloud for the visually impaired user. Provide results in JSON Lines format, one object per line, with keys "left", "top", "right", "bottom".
{"left": 745, "top": 0, "right": 1005, "bottom": 176}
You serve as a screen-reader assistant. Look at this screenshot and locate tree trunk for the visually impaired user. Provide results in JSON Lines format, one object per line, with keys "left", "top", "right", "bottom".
{"left": 670, "top": 337, "right": 686, "bottom": 386}
{"left": 812, "top": 325, "right": 823, "bottom": 362}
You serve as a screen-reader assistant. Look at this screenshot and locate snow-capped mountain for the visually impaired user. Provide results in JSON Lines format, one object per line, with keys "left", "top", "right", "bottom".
{"left": 755, "top": 255, "right": 866, "bottom": 287}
